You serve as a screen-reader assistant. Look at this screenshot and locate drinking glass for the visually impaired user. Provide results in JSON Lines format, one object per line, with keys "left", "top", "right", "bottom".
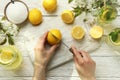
{"left": 0, "top": 45, "right": 22, "bottom": 70}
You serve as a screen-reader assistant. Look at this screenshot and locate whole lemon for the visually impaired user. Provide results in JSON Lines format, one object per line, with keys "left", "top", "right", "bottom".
{"left": 47, "top": 29, "right": 62, "bottom": 45}
{"left": 43, "top": 0, "right": 57, "bottom": 12}
{"left": 28, "top": 8, "right": 42, "bottom": 25}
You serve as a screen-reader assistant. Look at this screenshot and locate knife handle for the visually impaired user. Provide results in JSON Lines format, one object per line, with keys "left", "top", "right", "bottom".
{"left": 69, "top": 48, "right": 74, "bottom": 55}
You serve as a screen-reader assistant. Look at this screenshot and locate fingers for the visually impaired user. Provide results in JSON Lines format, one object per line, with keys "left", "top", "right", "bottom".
{"left": 71, "top": 46, "right": 84, "bottom": 64}
{"left": 80, "top": 50, "right": 92, "bottom": 61}
{"left": 47, "top": 44, "right": 59, "bottom": 60}
{"left": 73, "top": 56, "right": 79, "bottom": 68}
{"left": 38, "top": 31, "right": 48, "bottom": 47}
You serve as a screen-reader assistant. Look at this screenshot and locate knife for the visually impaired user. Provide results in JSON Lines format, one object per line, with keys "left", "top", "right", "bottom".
{"left": 49, "top": 32, "right": 74, "bottom": 54}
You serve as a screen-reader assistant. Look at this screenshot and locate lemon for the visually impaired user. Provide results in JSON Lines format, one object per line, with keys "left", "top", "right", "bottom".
{"left": 0, "top": 46, "right": 16, "bottom": 65}
{"left": 90, "top": 26, "right": 104, "bottom": 39}
{"left": 28, "top": 8, "right": 42, "bottom": 25}
{"left": 47, "top": 29, "right": 62, "bottom": 45}
{"left": 71, "top": 26, "right": 85, "bottom": 40}
{"left": 61, "top": 10, "right": 74, "bottom": 24}
{"left": 43, "top": 0, "right": 57, "bottom": 12}
{"left": 0, "top": 50, "right": 13, "bottom": 64}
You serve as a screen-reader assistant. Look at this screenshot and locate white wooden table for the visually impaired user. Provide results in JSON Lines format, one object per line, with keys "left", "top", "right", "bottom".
{"left": 0, "top": 0, "right": 120, "bottom": 80}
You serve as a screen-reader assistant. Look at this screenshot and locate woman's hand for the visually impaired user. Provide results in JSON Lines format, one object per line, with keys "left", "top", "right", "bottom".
{"left": 33, "top": 32, "right": 59, "bottom": 80}
{"left": 34, "top": 31, "right": 59, "bottom": 68}
{"left": 72, "top": 46, "right": 96, "bottom": 80}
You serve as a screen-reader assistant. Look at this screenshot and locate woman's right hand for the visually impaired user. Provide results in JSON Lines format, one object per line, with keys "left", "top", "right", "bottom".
{"left": 71, "top": 46, "right": 96, "bottom": 80}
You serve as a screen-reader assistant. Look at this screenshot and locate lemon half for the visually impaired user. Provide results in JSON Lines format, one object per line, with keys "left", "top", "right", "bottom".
{"left": 61, "top": 10, "right": 74, "bottom": 24}
{"left": 90, "top": 26, "right": 104, "bottom": 39}
{"left": 71, "top": 26, "right": 85, "bottom": 40}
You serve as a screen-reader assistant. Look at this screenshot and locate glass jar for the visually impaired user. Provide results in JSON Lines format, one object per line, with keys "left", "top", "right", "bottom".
{"left": 97, "top": 6, "right": 117, "bottom": 24}
{"left": 105, "top": 28, "right": 120, "bottom": 52}
{"left": 0, "top": 45, "right": 22, "bottom": 70}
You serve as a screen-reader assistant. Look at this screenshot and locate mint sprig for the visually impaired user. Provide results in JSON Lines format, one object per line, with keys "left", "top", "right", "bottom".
{"left": 109, "top": 29, "right": 120, "bottom": 42}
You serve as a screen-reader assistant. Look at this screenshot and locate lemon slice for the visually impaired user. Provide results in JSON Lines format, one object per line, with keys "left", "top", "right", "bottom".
{"left": 90, "top": 26, "right": 104, "bottom": 39}
{"left": 61, "top": 10, "right": 74, "bottom": 24}
{"left": 71, "top": 26, "right": 85, "bottom": 40}
{"left": 0, "top": 50, "right": 14, "bottom": 65}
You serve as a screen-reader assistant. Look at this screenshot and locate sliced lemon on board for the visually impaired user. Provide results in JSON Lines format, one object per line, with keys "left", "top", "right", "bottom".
{"left": 47, "top": 29, "right": 62, "bottom": 45}
{"left": 61, "top": 10, "right": 74, "bottom": 24}
{"left": 90, "top": 26, "right": 104, "bottom": 39}
{"left": 71, "top": 26, "right": 85, "bottom": 40}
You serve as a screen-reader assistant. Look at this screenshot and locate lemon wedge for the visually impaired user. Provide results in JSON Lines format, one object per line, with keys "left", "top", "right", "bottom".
{"left": 71, "top": 26, "right": 85, "bottom": 40}
{"left": 61, "top": 10, "right": 74, "bottom": 24}
{"left": 90, "top": 26, "right": 104, "bottom": 39}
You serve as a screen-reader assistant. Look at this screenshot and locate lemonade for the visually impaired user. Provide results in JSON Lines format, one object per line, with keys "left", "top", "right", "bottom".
{"left": 98, "top": 6, "right": 117, "bottom": 23}
{"left": 0, "top": 45, "right": 22, "bottom": 70}
{"left": 106, "top": 28, "right": 120, "bottom": 52}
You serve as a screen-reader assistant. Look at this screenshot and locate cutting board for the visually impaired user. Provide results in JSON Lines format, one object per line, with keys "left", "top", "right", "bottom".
{"left": 17, "top": 14, "right": 101, "bottom": 70}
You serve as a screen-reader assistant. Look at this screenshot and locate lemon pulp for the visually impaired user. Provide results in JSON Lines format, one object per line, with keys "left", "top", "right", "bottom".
{"left": 90, "top": 26, "right": 104, "bottom": 39}
{"left": 71, "top": 26, "right": 85, "bottom": 40}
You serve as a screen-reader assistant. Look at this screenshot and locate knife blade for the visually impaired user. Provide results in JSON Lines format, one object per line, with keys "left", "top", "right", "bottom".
{"left": 49, "top": 32, "right": 74, "bottom": 54}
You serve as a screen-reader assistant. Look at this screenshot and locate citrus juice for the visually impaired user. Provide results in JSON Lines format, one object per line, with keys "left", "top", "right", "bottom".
{"left": 106, "top": 28, "right": 120, "bottom": 51}
{"left": 0, "top": 45, "right": 22, "bottom": 70}
{"left": 98, "top": 6, "right": 117, "bottom": 23}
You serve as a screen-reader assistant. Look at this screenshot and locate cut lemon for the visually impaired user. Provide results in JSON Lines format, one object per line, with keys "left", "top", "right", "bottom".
{"left": 0, "top": 49, "right": 14, "bottom": 65}
{"left": 71, "top": 26, "right": 85, "bottom": 40}
{"left": 47, "top": 29, "right": 62, "bottom": 45}
{"left": 90, "top": 26, "right": 104, "bottom": 39}
{"left": 61, "top": 10, "right": 74, "bottom": 24}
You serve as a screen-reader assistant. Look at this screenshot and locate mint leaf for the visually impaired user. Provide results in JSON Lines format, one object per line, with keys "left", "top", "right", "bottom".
{"left": 68, "top": 0, "right": 73, "bottom": 3}
{"left": 109, "top": 31, "right": 118, "bottom": 42}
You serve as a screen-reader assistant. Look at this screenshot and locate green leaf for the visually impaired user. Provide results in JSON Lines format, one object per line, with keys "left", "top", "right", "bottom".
{"left": 68, "top": 0, "right": 73, "bottom": 3}
{"left": 109, "top": 31, "right": 118, "bottom": 42}
{"left": 7, "top": 34, "right": 14, "bottom": 45}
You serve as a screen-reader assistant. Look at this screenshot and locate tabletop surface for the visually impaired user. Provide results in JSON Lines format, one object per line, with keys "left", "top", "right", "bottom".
{"left": 0, "top": 0, "right": 120, "bottom": 80}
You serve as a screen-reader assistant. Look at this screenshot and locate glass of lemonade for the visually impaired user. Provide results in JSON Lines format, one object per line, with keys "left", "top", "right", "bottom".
{"left": 106, "top": 28, "right": 120, "bottom": 52}
{"left": 98, "top": 6, "right": 117, "bottom": 24}
{"left": 0, "top": 45, "right": 22, "bottom": 70}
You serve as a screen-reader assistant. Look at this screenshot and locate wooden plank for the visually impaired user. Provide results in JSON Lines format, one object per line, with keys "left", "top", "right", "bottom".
{"left": 47, "top": 57, "right": 120, "bottom": 78}
{"left": 0, "top": 57, "right": 33, "bottom": 77}
{"left": 47, "top": 77, "right": 120, "bottom": 80}
{"left": 0, "top": 77, "right": 32, "bottom": 80}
